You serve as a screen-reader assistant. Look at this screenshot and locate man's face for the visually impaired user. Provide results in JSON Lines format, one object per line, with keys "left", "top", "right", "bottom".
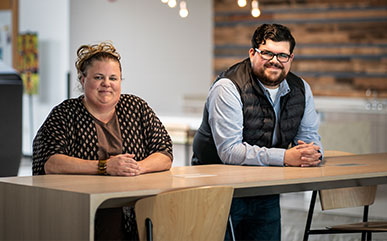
{"left": 249, "top": 39, "right": 294, "bottom": 88}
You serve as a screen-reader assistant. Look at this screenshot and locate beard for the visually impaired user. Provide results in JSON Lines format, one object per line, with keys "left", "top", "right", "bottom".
{"left": 253, "top": 61, "right": 287, "bottom": 87}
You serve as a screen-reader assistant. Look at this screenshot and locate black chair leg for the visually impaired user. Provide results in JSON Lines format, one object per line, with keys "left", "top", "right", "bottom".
{"left": 303, "top": 190, "right": 317, "bottom": 241}
{"left": 362, "top": 205, "right": 370, "bottom": 241}
{"left": 367, "top": 231, "right": 372, "bottom": 241}
{"left": 145, "top": 218, "right": 153, "bottom": 241}
{"left": 361, "top": 231, "right": 366, "bottom": 241}
{"left": 227, "top": 215, "right": 236, "bottom": 241}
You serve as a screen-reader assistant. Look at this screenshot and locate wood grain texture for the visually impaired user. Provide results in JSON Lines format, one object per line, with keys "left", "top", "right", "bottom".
{"left": 330, "top": 221, "right": 387, "bottom": 231}
{"left": 1, "top": 152, "right": 387, "bottom": 240}
{"left": 0, "top": 183, "right": 91, "bottom": 240}
{"left": 214, "top": 0, "right": 387, "bottom": 98}
{"left": 319, "top": 151, "right": 377, "bottom": 212}
{"left": 1, "top": 153, "right": 387, "bottom": 197}
{"left": 320, "top": 185, "right": 377, "bottom": 210}
{"left": 135, "top": 186, "right": 233, "bottom": 241}
{"left": 316, "top": 151, "right": 387, "bottom": 235}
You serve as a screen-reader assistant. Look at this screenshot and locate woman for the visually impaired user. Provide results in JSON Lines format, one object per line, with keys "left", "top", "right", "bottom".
{"left": 33, "top": 41, "right": 173, "bottom": 239}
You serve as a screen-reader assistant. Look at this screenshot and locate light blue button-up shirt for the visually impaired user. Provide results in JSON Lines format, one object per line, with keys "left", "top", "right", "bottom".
{"left": 206, "top": 77, "right": 323, "bottom": 166}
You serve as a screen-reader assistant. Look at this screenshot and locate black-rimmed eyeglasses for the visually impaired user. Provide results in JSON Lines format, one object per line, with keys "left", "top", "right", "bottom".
{"left": 255, "top": 48, "right": 291, "bottom": 63}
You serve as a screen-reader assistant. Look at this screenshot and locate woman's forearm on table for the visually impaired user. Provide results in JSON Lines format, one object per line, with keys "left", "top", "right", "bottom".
{"left": 137, "top": 152, "right": 172, "bottom": 174}
{"left": 45, "top": 154, "right": 98, "bottom": 174}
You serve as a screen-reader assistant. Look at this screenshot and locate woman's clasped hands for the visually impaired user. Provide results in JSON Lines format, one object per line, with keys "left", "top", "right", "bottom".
{"left": 106, "top": 154, "right": 141, "bottom": 176}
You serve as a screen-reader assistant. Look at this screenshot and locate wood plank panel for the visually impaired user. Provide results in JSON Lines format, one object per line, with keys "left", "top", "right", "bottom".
{"left": 215, "top": 0, "right": 387, "bottom": 12}
{"left": 214, "top": 0, "right": 387, "bottom": 97}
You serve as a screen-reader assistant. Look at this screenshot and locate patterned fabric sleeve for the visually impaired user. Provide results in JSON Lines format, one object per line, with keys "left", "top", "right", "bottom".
{"left": 32, "top": 103, "right": 70, "bottom": 175}
{"left": 33, "top": 95, "right": 173, "bottom": 176}
{"left": 137, "top": 97, "right": 173, "bottom": 160}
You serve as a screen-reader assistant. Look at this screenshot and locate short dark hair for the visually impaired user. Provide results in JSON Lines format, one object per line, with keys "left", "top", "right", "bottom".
{"left": 251, "top": 24, "right": 296, "bottom": 54}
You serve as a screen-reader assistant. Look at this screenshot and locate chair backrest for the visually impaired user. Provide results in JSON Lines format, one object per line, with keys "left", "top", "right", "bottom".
{"left": 135, "top": 186, "right": 234, "bottom": 241}
{"left": 319, "top": 150, "right": 377, "bottom": 211}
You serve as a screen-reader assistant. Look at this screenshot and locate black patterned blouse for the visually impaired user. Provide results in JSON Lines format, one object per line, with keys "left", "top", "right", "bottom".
{"left": 32, "top": 94, "right": 173, "bottom": 175}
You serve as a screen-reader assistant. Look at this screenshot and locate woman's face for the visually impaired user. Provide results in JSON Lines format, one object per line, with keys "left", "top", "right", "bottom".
{"left": 81, "top": 59, "right": 122, "bottom": 111}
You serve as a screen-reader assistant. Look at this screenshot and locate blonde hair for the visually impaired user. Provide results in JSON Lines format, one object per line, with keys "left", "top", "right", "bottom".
{"left": 75, "top": 41, "right": 121, "bottom": 82}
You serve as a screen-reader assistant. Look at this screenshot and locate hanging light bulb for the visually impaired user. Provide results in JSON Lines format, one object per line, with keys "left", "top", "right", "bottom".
{"left": 251, "top": 0, "right": 261, "bottom": 18}
{"left": 237, "top": 0, "right": 247, "bottom": 7}
{"left": 179, "top": 1, "right": 189, "bottom": 18}
{"left": 161, "top": 0, "right": 168, "bottom": 3}
{"left": 168, "top": 0, "right": 177, "bottom": 8}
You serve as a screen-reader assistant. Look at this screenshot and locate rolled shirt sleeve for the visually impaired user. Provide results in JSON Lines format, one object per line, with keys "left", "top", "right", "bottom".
{"left": 207, "top": 78, "right": 322, "bottom": 166}
{"left": 294, "top": 80, "right": 324, "bottom": 157}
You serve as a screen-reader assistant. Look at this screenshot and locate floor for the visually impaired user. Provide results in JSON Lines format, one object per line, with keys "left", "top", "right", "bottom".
{"left": 18, "top": 144, "right": 387, "bottom": 241}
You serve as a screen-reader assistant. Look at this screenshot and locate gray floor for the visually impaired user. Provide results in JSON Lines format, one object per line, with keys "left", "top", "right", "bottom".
{"left": 19, "top": 145, "right": 387, "bottom": 241}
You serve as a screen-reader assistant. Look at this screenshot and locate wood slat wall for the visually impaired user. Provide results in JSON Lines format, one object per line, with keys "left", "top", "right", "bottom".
{"left": 214, "top": 0, "right": 387, "bottom": 98}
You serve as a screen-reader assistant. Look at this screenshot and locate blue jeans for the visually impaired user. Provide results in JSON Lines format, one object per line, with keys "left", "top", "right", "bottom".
{"left": 225, "top": 195, "right": 281, "bottom": 241}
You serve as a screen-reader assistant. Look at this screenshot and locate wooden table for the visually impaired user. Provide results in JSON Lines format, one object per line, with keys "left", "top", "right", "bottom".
{"left": 1, "top": 153, "right": 387, "bottom": 240}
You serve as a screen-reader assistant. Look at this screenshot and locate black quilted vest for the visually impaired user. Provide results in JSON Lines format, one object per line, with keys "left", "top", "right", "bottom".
{"left": 192, "top": 58, "right": 305, "bottom": 165}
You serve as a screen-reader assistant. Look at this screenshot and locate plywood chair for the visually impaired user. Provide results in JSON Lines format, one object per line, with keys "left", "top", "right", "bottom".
{"left": 303, "top": 151, "right": 387, "bottom": 241}
{"left": 135, "top": 186, "right": 234, "bottom": 241}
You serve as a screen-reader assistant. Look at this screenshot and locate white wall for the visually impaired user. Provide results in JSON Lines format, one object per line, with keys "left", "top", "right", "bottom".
{"left": 19, "top": 0, "right": 70, "bottom": 155}
{"left": 19, "top": 0, "right": 213, "bottom": 155}
{"left": 69, "top": 0, "right": 213, "bottom": 115}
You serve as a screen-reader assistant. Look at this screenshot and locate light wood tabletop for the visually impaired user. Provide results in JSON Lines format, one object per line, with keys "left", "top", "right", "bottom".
{"left": 1, "top": 152, "right": 387, "bottom": 240}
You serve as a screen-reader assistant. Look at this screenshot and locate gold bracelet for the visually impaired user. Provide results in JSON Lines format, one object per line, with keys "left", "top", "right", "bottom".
{"left": 98, "top": 159, "right": 107, "bottom": 175}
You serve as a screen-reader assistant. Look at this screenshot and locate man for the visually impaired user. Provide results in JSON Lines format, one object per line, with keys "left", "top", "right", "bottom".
{"left": 192, "top": 24, "right": 323, "bottom": 241}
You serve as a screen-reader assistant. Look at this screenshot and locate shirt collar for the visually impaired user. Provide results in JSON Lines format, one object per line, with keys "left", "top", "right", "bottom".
{"left": 257, "top": 78, "right": 290, "bottom": 97}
